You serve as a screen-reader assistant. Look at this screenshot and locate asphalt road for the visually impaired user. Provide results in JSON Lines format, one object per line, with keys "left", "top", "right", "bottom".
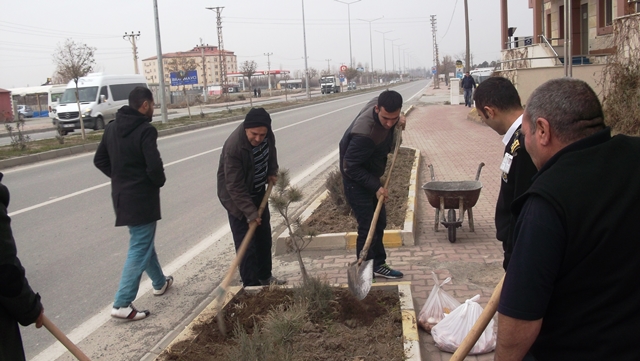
{"left": 4, "top": 80, "right": 429, "bottom": 360}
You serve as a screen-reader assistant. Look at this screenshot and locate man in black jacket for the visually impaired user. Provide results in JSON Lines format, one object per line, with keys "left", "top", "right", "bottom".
{"left": 339, "top": 90, "right": 405, "bottom": 279}
{"left": 0, "top": 173, "right": 44, "bottom": 360}
{"left": 496, "top": 78, "right": 640, "bottom": 360}
{"left": 461, "top": 72, "right": 476, "bottom": 107}
{"left": 217, "top": 108, "right": 284, "bottom": 287}
{"left": 473, "top": 77, "right": 537, "bottom": 270}
{"left": 94, "top": 87, "right": 172, "bottom": 321}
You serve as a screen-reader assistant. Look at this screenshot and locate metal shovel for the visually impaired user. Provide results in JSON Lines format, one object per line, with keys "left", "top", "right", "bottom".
{"left": 213, "top": 182, "right": 273, "bottom": 334}
{"left": 348, "top": 126, "right": 403, "bottom": 300}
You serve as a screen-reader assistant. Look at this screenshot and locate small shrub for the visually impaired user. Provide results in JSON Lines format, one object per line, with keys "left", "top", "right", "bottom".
{"left": 325, "top": 168, "right": 350, "bottom": 215}
{"left": 5, "top": 119, "right": 31, "bottom": 150}
{"left": 293, "top": 275, "right": 335, "bottom": 320}
{"left": 238, "top": 94, "right": 246, "bottom": 100}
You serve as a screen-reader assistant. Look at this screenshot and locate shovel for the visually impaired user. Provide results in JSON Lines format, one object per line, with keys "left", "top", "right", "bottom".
{"left": 43, "top": 315, "right": 91, "bottom": 361}
{"left": 348, "top": 125, "right": 403, "bottom": 300}
{"left": 450, "top": 274, "right": 505, "bottom": 361}
{"left": 213, "top": 182, "right": 273, "bottom": 334}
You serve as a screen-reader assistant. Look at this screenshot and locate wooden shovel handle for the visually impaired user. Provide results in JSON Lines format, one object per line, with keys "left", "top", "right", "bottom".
{"left": 219, "top": 182, "right": 274, "bottom": 290}
{"left": 358, "top": 126, "right": 403, "bottom": 264}
{"left": 450, "top": 274, "right": 505, "bottom": 361}
{"left": 43, "top": 315, "right": 91, "bottom": 361}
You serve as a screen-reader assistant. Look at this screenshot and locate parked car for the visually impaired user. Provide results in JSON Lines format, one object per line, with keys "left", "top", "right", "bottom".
{"left": 17, "top": 105, "right": 33, "bottom": 119}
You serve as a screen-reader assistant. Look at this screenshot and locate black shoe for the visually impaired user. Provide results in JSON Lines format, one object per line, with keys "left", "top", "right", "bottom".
{"left": 259, "top": 276, "right": 287, "bottom": 285}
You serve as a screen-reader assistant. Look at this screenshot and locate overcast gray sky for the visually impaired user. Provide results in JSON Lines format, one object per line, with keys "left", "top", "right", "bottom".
{"left": 0, "top": 0, "right": 532, "bottom": 88}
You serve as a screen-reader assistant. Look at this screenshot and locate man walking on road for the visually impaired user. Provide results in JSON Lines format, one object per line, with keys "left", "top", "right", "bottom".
{"left": 339, "top": 90, "right": 405, "bottom": 279}
{"left": 94, "top": 86, "right": 173, "bottom": 321}
{"left": 473, "top": 77, "right": 537, "bottom": 270}
{"left": 461, "top": 72, "right": 476, "bottom": 107}
{"left": 217, "top": 107, "right": 285, "bottom": 287}
{"left": 0, "top": 173, "right": 45, "bottom": 360}
{"left": 496, "top": 78, "right": 640, "bottom": 360}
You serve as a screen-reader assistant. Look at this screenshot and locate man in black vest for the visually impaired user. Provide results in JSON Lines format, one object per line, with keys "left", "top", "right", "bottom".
{"left": 217, "top": 108, "right": 285, "bottom": 287}
{"left": 339, "top": 90, "right": 405, "bottom": 279}
{"left": 496, "top": 78, "right": 640, "bottom": 361}
{"left": 94, "top": 87, "right": 173, "bottom": 321}
{"left": 473, "top": 77, "right": 537, "bottom": 270}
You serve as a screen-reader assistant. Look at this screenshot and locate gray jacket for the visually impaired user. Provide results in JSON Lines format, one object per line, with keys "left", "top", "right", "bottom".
{"left": 217, "top": 124, "right": 278, "bottom": 221}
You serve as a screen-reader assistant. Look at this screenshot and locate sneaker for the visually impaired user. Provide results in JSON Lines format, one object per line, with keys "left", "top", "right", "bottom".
{"left": 153, "top": 276, "right": 173, "bottom": 296}
{"left": 259, "top": 276, "right": 287, "bottom": 286}
{"left": 373, "top": 264, "right": 404, "bottom": 279}
{"left": 111, "top": 304, "right": 150, "bottom": 321}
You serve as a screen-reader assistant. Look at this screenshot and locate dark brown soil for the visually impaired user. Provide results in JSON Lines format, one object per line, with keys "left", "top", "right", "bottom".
{"left": 305, "top": 147, "right": 416, "bottom": 233}
{"left": 158, "top": 287, "right": 405, "bottom": 361}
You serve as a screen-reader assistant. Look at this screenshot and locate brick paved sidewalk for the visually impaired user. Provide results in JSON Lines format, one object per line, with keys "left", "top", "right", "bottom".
{"left": 276, "top": 84, "right": 508, "bottom": 360}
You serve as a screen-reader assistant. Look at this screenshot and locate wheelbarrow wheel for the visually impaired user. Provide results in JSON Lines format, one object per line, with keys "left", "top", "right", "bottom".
{"left": 447, "top": 209, "right": 456, "bottom": 243}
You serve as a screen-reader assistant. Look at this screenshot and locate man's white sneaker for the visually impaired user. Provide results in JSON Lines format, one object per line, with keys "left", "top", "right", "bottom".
{"left": 111, "top": 304, "right": 150, "bottom": 321}
{"left": 153, "top": 276, "right": 174, "bottom": 296}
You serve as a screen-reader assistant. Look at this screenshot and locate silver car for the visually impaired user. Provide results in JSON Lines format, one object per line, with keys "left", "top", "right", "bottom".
{"left": 17, "top": 105, "right": 34, "bottom": 119}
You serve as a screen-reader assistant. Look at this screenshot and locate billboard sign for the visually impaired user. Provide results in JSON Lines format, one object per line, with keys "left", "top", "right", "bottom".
{"left": 170, "top": 70, "right": 198, "bottom": 86}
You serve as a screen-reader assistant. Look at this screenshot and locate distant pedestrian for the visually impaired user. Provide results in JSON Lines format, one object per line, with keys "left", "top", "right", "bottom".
{"left": 339, "top": 90, "right": 405, "bottom": 280}
{"left": 217, "top": 107, "right": 285, "bottom": 287}
{"left": 0, "top": 173, "right": 45, "bottom": 361}
{"left": 258, "top": 88, "right": 262, "bottom": 98}
{"left": 253, "top": 88, "right": 257, "bottom": 97}
{"left": 461, "top": 72, "right": 476, "bottom": 107}
{"left": 94, "top": 86, "right": 173, "bottom": 321}
{"left": 473, "top": 77, "right": 537, "bottom": 270}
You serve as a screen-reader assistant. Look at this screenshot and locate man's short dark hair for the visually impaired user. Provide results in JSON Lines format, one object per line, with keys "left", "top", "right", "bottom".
{"left": 377, "top": 90, "right": 403, "bottom": 112}
{"left": 525, "top": 78, "right": 606, "bottom": 143}
{"left": 129, "top": 86, "right": 153, "bottom": 110}
{"left": 473, "top": 77, "right": 522, "bottom": 118}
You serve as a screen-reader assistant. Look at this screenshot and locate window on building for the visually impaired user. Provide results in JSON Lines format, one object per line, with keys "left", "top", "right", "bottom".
{"left": 546, "top": 12, "right": 552, "bottom": 39}
{"left": 598, "top": 0, "right": 613, "bottom": 34}
{"left": 559, "top": 5, "right": 565, "bottom": 39}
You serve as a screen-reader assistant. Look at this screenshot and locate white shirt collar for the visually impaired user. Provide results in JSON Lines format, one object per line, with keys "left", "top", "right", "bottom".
{"left": 502, "top": 114, "right": 523, "bottom": 146}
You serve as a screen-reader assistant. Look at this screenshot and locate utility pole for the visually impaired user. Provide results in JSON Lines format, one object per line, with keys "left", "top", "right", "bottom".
{"left": 430, "top": 14, "right": 440, "bottom": 89}
{"left": 264, "top": 52, "right": 273, "bottom": 97}
{"left": 375, "top": 30, "right": 391, "bottom": 80}
{"left": 358, "top": 17, "right": 382, "bottom": 85}
{"left": 153, "top": 0, "right": 168, "bottom": 123}
{"left": 335, "top": 0, "right": 361, "bottom": 69}
{"left": 464, "top": 0, "right": 471, "bottom": 72}
{"left": 325, "top": 59, "right": 332, "bottom": 74}
{"left": 199, "top": 38, "right": 208, "bottom": 102}
{"left": 388, "top": 38, "right": 399, "bottom": 75}
{"left": 301, "top": 0, "right": 311, "bottom": 100}
{"left": 123, "top": 31, "right": 141, "bottom": 74}
{"left": 206, "top": 7, "right": 228, "bottom": 99}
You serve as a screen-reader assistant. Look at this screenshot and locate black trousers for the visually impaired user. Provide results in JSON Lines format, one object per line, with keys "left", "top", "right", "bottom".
{"left": 343, "top": 178, "right": 387, "bottom": 268}
{"left": 227, "top": 191, "right": 273, "bottom": 286}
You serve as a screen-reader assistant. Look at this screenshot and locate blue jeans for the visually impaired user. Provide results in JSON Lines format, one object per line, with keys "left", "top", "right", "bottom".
{"left": 113, "top": 222, "right": 166, "bottom": 308}
{"left": 343, "top": 179, "right": 387, "bottom": 268}
{"left": 464, "top": 88, "right": 473, "bottom": 106}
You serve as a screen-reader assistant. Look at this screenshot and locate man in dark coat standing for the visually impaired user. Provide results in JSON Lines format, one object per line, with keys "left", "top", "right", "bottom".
{"left": 0, "top": 173, "right": 44, "bottom": 360}
{"left": 461, "top": 72, "right": 476, "bottom": 107}
{"left": 217, "top": 107, "right": 285, "bottom": 286}
{"left": 94, "top": 87, "right": 173, "bottom": 321}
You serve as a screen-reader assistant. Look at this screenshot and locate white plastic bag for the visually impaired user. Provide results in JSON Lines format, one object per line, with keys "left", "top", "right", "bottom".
{"left": 431, "top": 294, "right": 496, "bottom": 355}
{"left": 418, "top": 272, "right": 461, "bottom": 333}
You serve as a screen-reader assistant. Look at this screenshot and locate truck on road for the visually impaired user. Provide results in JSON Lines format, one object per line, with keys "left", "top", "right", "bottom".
{"left": 320, "top": 75, "right": 340, "bottom": 94}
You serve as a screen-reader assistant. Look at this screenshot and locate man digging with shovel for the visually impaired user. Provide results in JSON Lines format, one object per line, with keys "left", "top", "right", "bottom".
{"left": 339, "top": 90, "right": 405, "bottom": 285}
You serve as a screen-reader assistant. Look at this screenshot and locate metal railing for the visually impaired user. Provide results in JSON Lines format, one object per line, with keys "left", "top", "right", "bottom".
{"left": 539, "top": 34, "right": 560, "bottom": 60}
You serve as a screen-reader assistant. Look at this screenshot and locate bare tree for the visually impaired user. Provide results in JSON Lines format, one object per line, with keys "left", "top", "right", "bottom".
{"left": 308, "top": 67, "right": 319, "bottom": 79}
{"left": 167, "top": 55, "right": 198, "bottom": 120}
{"left": 52, "top": 38, "right": 96, "bottom": 140}
{"left": 240, "top": 60, "right": 257, "bottom": 106}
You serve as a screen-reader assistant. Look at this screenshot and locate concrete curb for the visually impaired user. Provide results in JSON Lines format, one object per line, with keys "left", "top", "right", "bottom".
{"left": 149, "top": 282, "right": 420, "bottom": 361}
{"left": 0, "top": 126, "right": 57, "bottom": 138}
{"left": 274, "top": 146, "right": 421, "bottom": 255}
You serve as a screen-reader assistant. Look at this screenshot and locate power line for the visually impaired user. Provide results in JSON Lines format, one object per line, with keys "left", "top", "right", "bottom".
{"left": 440, "top": 0, "right": 459, "bottom": 40}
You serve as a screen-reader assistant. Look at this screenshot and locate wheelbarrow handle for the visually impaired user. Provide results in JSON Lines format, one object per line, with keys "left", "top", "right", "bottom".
{"left": 475, "top": 162, "right": 485, "bottom": 181}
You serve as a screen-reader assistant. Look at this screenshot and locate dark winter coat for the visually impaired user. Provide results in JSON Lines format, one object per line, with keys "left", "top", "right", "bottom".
{"left": 94, "top": 106, "right": 166, "bottom": 226}
{"left": 0, "top": 173, "right": 43, "bottom": 361}
{"left": 217, "top": 123, "right": 278, "bottom": 221}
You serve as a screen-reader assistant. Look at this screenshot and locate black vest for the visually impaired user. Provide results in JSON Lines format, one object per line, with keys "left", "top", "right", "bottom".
{"left": 513, "top": 129, "right": 640, "bottom": 360}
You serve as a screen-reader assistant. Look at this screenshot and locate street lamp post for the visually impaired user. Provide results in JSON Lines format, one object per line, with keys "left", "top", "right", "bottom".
{"left": 152, "top": 0, "right": 168, "bottom": 123}
{"left": 335, "top": 0, "right": 361, "bottom": 69}
{"left": 375, "top": 30, "right": 391, "bottom": 80}
{"left": 358, "top": 16, "right": 383, "bottom": 85}
{"left": 394, "top": 44, "right": 405, "bottom": 76}
{"left": 301, "top": 0, "right": 311, "bottom": 99}
{"left": 388, "top": 38, "right": 399, "bottom": 75}
{"left": 264, "top": 52, "right": 273, "bottom": 97}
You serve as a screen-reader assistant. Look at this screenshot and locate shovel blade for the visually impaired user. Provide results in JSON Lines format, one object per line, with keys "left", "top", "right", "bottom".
{"left": 347, "top": 260, "right": 374, "bottom": 300}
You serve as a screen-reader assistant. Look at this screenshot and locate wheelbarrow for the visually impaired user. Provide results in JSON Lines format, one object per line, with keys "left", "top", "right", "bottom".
{"left": 422, "top": 163, "right": 484, "bottom": 243}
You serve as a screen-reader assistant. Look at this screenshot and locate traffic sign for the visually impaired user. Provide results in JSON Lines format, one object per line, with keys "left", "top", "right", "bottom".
{"left": 339, "top": 74, "right": 345, "bottom": 81}
{"left": 431, "top": 66, "right": 436, "bottom": 74}
{"left": 455, "top": 60, "right": 463, "bottom": 69}
{"left": 356, "top": 67, "right": 364, "bottom": 72}
{"left": 340, "top": 65, "right": 348, "bottom": 72}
